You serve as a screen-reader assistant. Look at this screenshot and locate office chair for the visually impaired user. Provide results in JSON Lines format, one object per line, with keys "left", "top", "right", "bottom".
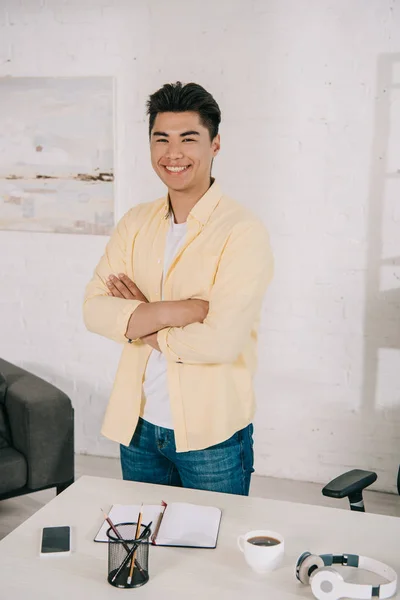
{"left": 322, "top": 466, "right": 400, "bottom": 512}
{"left": 322, "top": 469, "right": 377, "bottom": 512}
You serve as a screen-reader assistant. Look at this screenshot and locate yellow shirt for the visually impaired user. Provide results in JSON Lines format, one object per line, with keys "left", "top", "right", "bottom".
{"left": 83, "top": 181, "right": 274, "bottom": 452}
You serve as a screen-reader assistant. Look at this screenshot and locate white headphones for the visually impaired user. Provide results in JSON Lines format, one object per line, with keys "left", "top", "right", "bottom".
{"left": 296, "top": 551, "right": 397, "bottom": 600}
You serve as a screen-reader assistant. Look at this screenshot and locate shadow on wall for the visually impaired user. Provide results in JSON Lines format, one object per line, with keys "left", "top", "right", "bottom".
{"left": 362, "top": 53, "right": 400, "bottom": 491}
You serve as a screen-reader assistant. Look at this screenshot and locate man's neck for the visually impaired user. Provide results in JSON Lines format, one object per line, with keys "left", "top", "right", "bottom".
{"left": 168, "top": 179, "right": 212, "bottom": 224}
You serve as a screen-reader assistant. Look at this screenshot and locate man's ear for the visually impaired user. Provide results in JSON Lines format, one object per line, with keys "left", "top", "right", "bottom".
{"left": 212, "top": 134, "right": 221, "bottom": 157}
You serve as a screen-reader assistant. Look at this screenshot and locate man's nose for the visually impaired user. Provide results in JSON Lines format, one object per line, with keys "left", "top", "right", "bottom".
{"left": 165, "top": 143, "right": 184, "bottom": 159}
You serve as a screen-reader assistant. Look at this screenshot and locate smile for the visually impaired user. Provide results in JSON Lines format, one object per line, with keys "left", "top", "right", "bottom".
{"left": 163, "top": 165, "right": 190, "bottom": 173}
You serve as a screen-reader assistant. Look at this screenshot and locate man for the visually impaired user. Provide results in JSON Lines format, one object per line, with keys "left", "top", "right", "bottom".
{"left": 83, "top": 81, "right": 273, "bottom": 496}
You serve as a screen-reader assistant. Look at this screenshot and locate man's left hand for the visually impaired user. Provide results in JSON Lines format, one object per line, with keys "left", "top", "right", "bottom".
{"left": 141, "top": 333, "right": 160, "bottom": 351}
{"left": 106, "top": 274, "right": 148, "bottom": 303}
{"left": 107, "top": 274, "right": 160, "bottom": 351}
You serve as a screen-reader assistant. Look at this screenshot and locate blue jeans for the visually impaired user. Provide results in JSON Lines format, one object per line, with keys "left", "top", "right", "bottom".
{"left": 120, "top": 418, "right": 254, "bottom": 496}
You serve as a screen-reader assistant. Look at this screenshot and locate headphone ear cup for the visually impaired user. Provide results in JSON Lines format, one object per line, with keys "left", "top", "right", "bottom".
{"left": 296, "top": 552, "right": 312, "bottom": 582}
{"left": 296, "top": 553, "right": 325, "bottom": 584}
{"left": 310, "top": 567, "right": 344, "bottom": 600}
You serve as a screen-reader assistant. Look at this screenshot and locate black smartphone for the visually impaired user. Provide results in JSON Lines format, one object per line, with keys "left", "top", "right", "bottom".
{"left": 40, "top": 526, "right": 71, "bottom": 556}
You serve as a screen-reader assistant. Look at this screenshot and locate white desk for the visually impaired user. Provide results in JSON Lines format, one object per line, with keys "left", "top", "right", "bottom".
{"left": 0, "top": 475, "right": 399, "bottom": 599}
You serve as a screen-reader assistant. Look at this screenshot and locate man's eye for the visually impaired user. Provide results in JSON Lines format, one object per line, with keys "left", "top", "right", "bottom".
{"left": 156, "top": 139, "right": 168, "bottom": 143}
{"left": 182, "top": 138, "right": 195, "bottom": 143}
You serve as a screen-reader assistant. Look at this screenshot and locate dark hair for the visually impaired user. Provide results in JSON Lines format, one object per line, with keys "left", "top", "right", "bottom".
{"left": 146, "top": 81, "right": 221, "bottom": 140}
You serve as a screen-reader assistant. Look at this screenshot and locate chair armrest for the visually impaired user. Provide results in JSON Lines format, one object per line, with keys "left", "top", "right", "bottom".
{"left": 322, "top": 469, "right": 377, "bottom": 499}
{"left": 1, "top": 359, "right": 74, "bottom": 490}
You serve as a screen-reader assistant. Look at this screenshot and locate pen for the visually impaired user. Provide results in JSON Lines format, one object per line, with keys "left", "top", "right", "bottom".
{"left": 127, "top": 505, "right": 143, "bottom": 585}
{"left": 101, "top": 509, "right": 130, "bottom": 554}
{"left": 151, "top": 500, "right": 167, "bottom": 545}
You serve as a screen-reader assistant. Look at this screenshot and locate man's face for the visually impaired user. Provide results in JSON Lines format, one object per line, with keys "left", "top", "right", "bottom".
{"left": 150, "top": 111, "right": 220, "bottom": 193}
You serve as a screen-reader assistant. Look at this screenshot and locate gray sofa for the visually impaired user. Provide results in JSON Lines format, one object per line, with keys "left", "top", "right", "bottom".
{"left": 0, "top": 358, "right": 74, "bottom": 500}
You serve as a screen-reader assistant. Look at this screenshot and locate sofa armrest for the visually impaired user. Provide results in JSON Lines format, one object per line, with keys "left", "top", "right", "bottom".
{"left": 0, "top": 359, "right": 74, "bottom": 490}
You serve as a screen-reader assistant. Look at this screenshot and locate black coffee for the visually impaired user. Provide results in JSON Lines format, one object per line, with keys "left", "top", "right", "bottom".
{"left": 248, "top": 536, "right": 280, "bottom": 547}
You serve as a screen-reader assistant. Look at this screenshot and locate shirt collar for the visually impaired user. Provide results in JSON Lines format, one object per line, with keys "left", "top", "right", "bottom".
{"left": 162, "top": 179, "right": 223, "bottom": 226}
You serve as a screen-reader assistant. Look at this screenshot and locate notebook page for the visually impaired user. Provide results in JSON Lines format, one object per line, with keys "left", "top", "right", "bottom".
{"left": 157, "top": 502, "right": 222, "bottom": 548}
{"left": 94, "top": 504, "right": 163, "bottom": 542}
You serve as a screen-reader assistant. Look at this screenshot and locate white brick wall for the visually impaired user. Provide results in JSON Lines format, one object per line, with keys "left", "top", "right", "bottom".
{"left": 1, "top": 0, "right": 400, "bottom": 493}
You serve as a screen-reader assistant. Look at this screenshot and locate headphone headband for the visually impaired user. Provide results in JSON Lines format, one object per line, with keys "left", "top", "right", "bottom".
{"left": 296, "top": 552, "right": 397, "bottom": 600}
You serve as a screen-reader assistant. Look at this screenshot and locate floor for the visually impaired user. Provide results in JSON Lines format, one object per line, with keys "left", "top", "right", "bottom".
{"left": 1, "top": 454, "right": 399, "bottom": 540}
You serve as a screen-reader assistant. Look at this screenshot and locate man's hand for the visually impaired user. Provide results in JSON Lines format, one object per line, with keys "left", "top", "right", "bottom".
{"left": 107, "top": 273, "right": 210, "bottom": 342}
{"left": 141, "top": 332, "right": 160, "bottom": 351}
{"left": 106, "top": 273, "right": 148, "bottom": 303}
{"left": 107, "top": 274, "right": 156, "bottom": 346}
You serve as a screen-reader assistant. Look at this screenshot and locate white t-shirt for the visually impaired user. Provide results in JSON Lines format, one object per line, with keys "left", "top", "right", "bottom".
{"left": 142, "top": 217, "right": 188, "bottom": 429}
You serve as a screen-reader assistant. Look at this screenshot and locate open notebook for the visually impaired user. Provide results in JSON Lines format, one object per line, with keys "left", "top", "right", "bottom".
{"left": 95, "top": 502, "right": 222, "bottom": 549}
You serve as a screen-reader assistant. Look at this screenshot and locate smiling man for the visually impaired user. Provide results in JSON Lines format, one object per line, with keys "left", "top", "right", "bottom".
{"left": 83, "top": 82, "right": 274, "bottom": 495}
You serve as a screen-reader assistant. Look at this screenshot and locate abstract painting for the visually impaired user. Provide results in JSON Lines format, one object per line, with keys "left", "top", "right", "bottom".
{"left": 0, "top": 77, "right": 114, "bottom": 235}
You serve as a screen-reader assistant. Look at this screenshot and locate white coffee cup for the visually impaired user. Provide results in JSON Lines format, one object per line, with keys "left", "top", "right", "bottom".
{"left": 237, "top": 530, "right": 284, "bottom": 574}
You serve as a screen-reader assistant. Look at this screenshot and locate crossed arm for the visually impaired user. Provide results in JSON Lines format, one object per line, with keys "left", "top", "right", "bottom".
{"left": 82, "top": 209, "right": 210, "bottom": 353}
{"left": 106, "top": 273, "right": 208, "bottom": 351}
{"left": 83, "top": 210, "right": 273, "bottom": 364}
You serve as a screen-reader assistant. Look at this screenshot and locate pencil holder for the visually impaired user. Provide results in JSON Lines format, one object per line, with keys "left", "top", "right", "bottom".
{"left": 106, "top": 522, "right": 150, "bottom": 589}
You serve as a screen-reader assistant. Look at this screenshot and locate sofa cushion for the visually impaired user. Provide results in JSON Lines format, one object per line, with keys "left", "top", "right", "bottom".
{"left": 0, "top": 373, "right": 11, "bottom": 449}
{"left": 0, "top": 447, "right": 27, "bottom": 494}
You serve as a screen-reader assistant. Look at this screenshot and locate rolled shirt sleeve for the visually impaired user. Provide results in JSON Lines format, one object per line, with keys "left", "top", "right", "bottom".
{"left": 83, "top": 209, "right": 144, "bottom": 344}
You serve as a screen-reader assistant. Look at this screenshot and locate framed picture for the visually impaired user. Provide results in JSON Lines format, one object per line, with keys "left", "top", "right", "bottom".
{"left": 0, "top": 76, "right": 114, "bottom": 234}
